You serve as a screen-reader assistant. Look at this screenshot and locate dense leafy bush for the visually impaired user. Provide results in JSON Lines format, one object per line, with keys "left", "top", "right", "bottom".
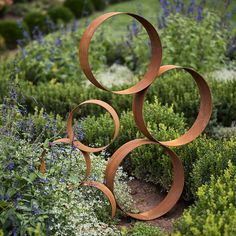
{"left": 0, "top": 20, "right": 26, "bottom": 49}
{"left": 81, "top": 98, "right": 236, "bottom": 201}
{"left": 0, "top": 135, "right": 131, "bottom": 235}
{"left": 124, "top": 222, "right": 164, "bottom": 236}
{"left": 91, "top": 0, "right": 106, "bottom": 11}
{"left": 174, "top": 162, "right": 236, "bottom": 236}
{"left": 64, "top": 0, "right": 94, "bottom": 18}
{"left": 159, "top": 12, "right": 227, "bottom": 72}
{"left": 48, "top": 6, "right": 74, "bottom": 24}
{"left": 0, "top": 102, "right": 65, "bottom": 143}
{"left": 23, "top": 11, "right": 49, "bottom": 35}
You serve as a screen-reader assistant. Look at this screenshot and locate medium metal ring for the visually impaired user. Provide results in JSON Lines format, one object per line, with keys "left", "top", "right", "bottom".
{"left": 79, "top": 12, "right": 162, "bottom": 94}
{"left": 67, "top": 99, "right": 120, "bottom": 153}
{"left": 133, "top": 65, "right": 212, "bottom": 146}
{"left": 104, "top": 138, "right": 184, "bottom": 220}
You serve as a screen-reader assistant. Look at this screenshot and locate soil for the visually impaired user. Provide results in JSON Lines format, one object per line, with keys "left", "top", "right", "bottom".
{"left": 117, "top": 179, "right": 189, "bottom": 233}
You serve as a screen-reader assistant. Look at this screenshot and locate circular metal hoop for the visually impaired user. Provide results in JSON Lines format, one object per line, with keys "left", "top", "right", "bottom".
{"left": 79, "top": 12, "right": 162, "bottom": 94}
{"left": 81, "top": 181, "right": 117, "bottom": 218}
{"left": 104, "top": 139, "right": 184, "bottom": 220}
{"left": 66, "top": 100, "right": 120, "bottom": 153}
{"left": 133, "top": 65, "right": 212, "bottom": 147}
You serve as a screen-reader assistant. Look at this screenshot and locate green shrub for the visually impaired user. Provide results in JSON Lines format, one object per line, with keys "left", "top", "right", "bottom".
{"left": 80, "top": 98, "right": 236, "bottom": 201}
{"left": 174, "top": 162, "right": 236, "bottom": 236}
{"left": 118, "top": 11, "right": 227, "bottom": 73}
{"left": 126, "top": 222, "right": 164, "bottom": 236}
{"left": 0, "top": 20, "right": 25, "bottom": 49}
{"left": 160, "top": 12, "right": 227, "bottom": 72}
{"left": 64, "top": 0, "right": 94, "bottom": 18}
{"left": 48, "top": 6, "right": 74, "bottom": 24}
{"left": 91, "top": 0, "right": 106, "bottom": 10}
{"left": 23, "top": 11, "right": 49, "bottom": 35}
{"left": 0, "top": 135, "right": 130, "bottom": 235}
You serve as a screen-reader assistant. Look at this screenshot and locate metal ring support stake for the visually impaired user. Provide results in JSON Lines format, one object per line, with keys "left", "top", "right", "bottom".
{"left": 53, "top": 138, "right": 92, "bottom": 180}
{"left": 133, "top": 65, "right": 212, "bottom": 146}
{"left": 79, "top": 12, "right": 162, "bottom": 94}
{"left": 104, "top": 139, "right": 184, "bottom": 220}
{"left": 81, "top": 181, "right": 117, "bottom": 218}
{"left": 39, "top": 139, "right": 92, "bottom": 181}
{"left": 66, "top": 100, "right": 120, "bottom": 153}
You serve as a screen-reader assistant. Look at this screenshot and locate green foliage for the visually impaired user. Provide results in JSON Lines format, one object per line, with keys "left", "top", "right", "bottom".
{"left": 23, "top": 11, "right": 49, "bottom": 35}
{"left": 0, "top": 99, "right": 65, "bottom": 143}
{"left": 125, "top": 222, "right": 164, "bottom": 236}
{"left": 91, "top": 0, "right": 106, "bottom": 11}
{"left": 0, "top": 135, "right": 130, "bottom": 235}
{"left": 160, "top": 12, "right": 227, "bottom": 72}
{"left": 174, "top": 162, "right": 236, "bottom": 236}
{"left": 48, "top": 6, "right": 74, "bottom": 24}
{"left": 0, "top": 20, "right": 26, "bottom": 49}
{"left": 64, "top": 0, "right": 94, "bottom": 18}
{"left": 81, "top": 98, "right": 236, "bottom": 201}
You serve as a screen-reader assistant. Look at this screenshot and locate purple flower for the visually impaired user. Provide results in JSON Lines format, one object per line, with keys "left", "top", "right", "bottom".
{"left": 71, "top": 20, "right": 79, "bottom": 33}
{"left": 7, "top": 162, "right": 14, "bottom": 170}
{"left": 131, "top": 20, "right": 139, "bottom": 37}
{"left": 226, "top": 12, "right": 232, "bottom": 20}
{"left": 16, "top": 194, "right": 23, "bottom": 200}
{"left": 187, "top": 0, "right": 195, "bottom": 14}
{"left": 55, "top": 37, "right": 62, "bottom": 47}
{"left": 32, "top": 204, "right": 40, "bottom": 215}
{"left": 36, "top": 55, "right": 41, "bottom": 61}
{"left": 0, "top": 195, "right": 4, "bottom": 201}
{"left": 4, "top": 194, "right": 10, "bottom": 200}
{"left": 196, "top": 6, "right": 203, "bottom": 21}
{"left": 20, "top": 48, "right": 28, "bottom": 59}
{"left": 33, "top": 27, "right": 44, "bottom": 44}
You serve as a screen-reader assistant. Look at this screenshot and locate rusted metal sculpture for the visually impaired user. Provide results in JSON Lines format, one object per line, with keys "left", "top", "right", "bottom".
{"left": 40, "top": 12, "right": 212, "bottom": 221}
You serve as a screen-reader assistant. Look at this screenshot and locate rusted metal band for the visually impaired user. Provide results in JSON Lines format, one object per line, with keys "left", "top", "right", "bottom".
{"left": 79, "top": 12, "right": 162, "bottom": 94}
{"left": 133, "top": 65, "right": 212, "bottom": 146}
{"left": 104, "top": 139, "right": 184, "bottom": 220}
{"left": 81, "top": 181, "right": 117, "bottom": 218}
{"left": 66, "top": 99, "right": 120, "bottom": 153}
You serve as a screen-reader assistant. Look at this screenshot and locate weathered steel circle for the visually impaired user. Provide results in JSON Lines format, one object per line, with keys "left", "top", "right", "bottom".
{"left": 39, "top": 141, "right": 91, "bottom": 181}
{"left": 79, "top": 12, "right": 162, "bottom": 94}
{"left": 81, "top": 181, "right": 117, "bottom": 218}
{"left": 132, "top": 65, "right": 212, "bottom": 147}
{"left": 67, "top": 99, "right": 120, "bottom": 153}
{"left": 104, "top": 139, "right": 184, "bottom": 220}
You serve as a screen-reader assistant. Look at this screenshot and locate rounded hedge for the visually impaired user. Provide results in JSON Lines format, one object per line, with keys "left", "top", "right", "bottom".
{"left": 91, "top": 0, "right": 106, "bottom": 11}
{"left": 48, "top": 6, "right": 74, "bottom": 24}
{"left": 23, "top": 11, "right": 49, "bottom": 35}
{"left": 64, "top": 0, "right": 94, "bottom": 18}
{"left": 0, "top": 20, "right": 25, "bottom": 49}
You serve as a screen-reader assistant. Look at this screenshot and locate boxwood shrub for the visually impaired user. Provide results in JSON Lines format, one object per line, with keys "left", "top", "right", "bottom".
{"left": 0, "top": 20, "right": 26, "bottom": 49}
{"left": 48, "top": 6, "right": 74, "bottom": 24}
{"left": 64, "top": 0, "right": 94, "bottom": 18}
{"left": 81, "top": 99, "right": 236, "bottom": 201}
{"left": 173, "top": 162, "right": 236, "bottom": 236}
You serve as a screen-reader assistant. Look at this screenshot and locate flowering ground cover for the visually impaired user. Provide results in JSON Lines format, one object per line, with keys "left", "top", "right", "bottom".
{"left": 0, "top": 0, "right": 236, "bottom": 235}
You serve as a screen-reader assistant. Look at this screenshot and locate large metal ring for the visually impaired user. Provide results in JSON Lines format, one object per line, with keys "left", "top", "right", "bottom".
{"left": 104, "top": 139, "right": 184, "bottom": 220}
{"left": 79, "top": 12, "right": 162, "bottom": 94}
{"left": 133, "top": 65, "right": 212, "bottom": 146}
{"left": 67, "top": 100, "right": 120, "bottom": 153}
